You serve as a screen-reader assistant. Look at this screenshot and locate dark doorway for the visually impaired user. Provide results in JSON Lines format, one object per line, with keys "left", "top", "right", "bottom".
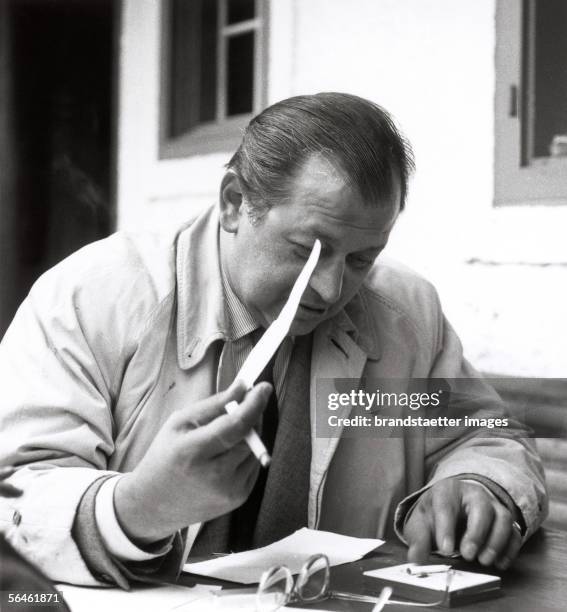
{"left": 0, "top": 0, "right": 116, "bottom": 337}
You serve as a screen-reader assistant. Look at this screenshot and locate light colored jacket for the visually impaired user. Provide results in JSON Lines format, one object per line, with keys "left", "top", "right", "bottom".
{"left": 0, "top": 205, "right": 547, "bottom": 585}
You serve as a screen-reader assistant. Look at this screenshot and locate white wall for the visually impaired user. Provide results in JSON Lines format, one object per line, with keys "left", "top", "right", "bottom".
{"left": 117, "top": 0, "right": 229, "bottom": 231}
{"left": 117, "top": 0, "right": 566, "bottom": 376}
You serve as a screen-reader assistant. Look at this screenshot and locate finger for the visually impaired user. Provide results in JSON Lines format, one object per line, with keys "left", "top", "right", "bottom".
{"left": 495, "top": 523, "right": 523, "bottom": 570}
{"left": 226, "top": 440, "right": 259, "bottom": 468}
{"left": 194, "top": 383, "right": 272, "bottom": 456}
{"left": 459, "top": 498, "right": 494, "bottom": 561}
{"left": 239, "top": 452, "right": 261, "bottom": 492}
{"left": 405, "top": 509, "right": 434, "bottom": 565}
{"left": 216, "top": 447, "right": 260, "bottom": 508}
{"left": 212, "top": 439, "right": 253, "bottom": 466}
{"left": 477, "top": 508, "right": 513, "bottom": 566}
{"left": 0, "top": 483, "right": 23, "bottom": 498}
{"left": 178, "top": 380, "right": 249, "bottom": 428}
{"left": 214, "top": 441, "right": 260, "bottom": 482}
{"left": 232, "top": 454, "right": 261, "bottom": 510}
{"left": 432, "top": 491, "right": 459, "bottom": 556}
{"left": 0, "top": 466, "right": 17, "bottom": 481}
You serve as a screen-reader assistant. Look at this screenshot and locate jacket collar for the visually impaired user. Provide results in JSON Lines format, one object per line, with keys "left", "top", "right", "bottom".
{"left": 175, "top": 205, "right": 381, "bottom": 370}
{"left": 176, "top": 206, "right": 229, "bottom": 370}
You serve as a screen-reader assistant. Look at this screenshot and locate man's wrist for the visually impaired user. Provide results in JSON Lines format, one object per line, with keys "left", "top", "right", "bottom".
{"left": 96, "top": 475, "right": 175, "bottom": 561}
{"left": 112, "top": 473, "right": 176, "bottom": 546}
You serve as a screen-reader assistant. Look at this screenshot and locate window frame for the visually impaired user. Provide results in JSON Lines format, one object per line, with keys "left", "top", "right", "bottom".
{"left": 494, "top": 0, "right": 567, "bottom": 207}
{"left": 159, "top": 0, "right": 268, "bottom": 159}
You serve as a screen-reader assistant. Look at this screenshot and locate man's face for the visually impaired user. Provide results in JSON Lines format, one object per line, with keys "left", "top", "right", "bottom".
{"left": 220, "top": 155, "right": 400, "bottom": 336}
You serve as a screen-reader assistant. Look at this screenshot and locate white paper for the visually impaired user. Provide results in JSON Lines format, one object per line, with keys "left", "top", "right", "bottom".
{"left": 56, "top": 583, "right": 216, "bottom": 612}
{"left": 170, "top": 594, "right": 335, "bottom": 612}
{"left": 364, "top": 563, "right": 500, "bottom": 593}
{"left": 183, "top": 527, "right": 383, "bottom": 584}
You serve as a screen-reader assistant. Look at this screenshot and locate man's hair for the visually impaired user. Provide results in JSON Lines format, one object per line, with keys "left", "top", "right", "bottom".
{"left": 227, "top": 92, "right": 415, "bottom": 219}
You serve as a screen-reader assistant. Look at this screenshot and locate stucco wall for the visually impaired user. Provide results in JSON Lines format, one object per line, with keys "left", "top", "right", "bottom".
{"left": 117, "top": 0, "right": 566, "bottom": 376}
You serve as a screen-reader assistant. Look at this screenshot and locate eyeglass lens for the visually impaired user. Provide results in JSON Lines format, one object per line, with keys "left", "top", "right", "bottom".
{"left": 296, "top": 555, "right": 330, "bottom": 601}
{"left": 257, "top": 566, "right": 293, "bottom": 612}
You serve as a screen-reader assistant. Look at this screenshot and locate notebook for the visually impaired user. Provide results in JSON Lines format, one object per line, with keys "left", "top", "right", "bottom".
{"left": 363, "top": 563, "right": 501, "bottom": 607}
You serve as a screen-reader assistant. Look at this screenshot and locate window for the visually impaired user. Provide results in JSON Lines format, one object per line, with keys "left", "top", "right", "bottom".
{"left": 160, "top": 0, "right": 267, "bottom": 158}
{"left": 495, "top": 0, "right": 567, "bottom": 206}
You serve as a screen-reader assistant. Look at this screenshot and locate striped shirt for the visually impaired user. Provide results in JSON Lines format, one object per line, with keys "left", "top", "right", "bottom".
{"left": 220, "top": 260, "right": 293, "bottom": 403}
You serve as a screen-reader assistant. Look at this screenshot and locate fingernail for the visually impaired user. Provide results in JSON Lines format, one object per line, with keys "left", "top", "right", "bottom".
{"left": 497, "top": 557, "right": 510, "bottom": 570}
{"left": 462, "top": 541, "right": 477, "bottom": 559}
{"left": 260, "top": 383, "right": 273, "bottom": 398}
{"left": 442, "top": 537, "right": 453, "bottom": 555}
{"left": 225, "top": 399, "right": 245, "bottom": 418}
{"left": 479, "top": 548, "right": 496, "bottom": 565}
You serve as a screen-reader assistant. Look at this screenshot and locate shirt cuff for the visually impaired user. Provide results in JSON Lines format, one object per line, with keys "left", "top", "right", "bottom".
{"left": 459, "top": 478, "right": 497, "bottom": 498}
{"left": 95, "top": 475, "right": 173, "bottom": 562}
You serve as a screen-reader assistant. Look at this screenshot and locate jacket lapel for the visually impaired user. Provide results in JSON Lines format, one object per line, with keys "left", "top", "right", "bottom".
{"left": 308, "top": 311, "right": 375, "bottom": 527}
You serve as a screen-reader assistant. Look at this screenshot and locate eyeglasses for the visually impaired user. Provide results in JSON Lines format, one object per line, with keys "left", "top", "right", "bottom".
{"left": 213, "top": 554, "right": 455, "bottom": 611}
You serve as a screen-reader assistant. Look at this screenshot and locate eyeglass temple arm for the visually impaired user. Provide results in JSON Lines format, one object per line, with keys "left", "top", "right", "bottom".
{"left": 332, "top": 587, "right": 450, "bottom": 609}
{"left": 331, "top": 588, "right": 392, "bottom": 605}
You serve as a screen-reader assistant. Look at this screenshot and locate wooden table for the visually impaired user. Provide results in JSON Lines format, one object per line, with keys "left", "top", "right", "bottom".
{"left": 180, "top": 529, "right": 567, "bottom": 611}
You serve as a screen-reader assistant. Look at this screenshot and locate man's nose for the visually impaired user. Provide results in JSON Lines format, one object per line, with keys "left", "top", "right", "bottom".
{"left": 309, "top": 258, "right": 344, "bottom": 306}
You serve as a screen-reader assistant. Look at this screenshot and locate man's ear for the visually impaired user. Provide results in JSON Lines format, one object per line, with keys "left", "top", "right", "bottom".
{"left": 219, "top": 170, "right": 244, "bottom": 233}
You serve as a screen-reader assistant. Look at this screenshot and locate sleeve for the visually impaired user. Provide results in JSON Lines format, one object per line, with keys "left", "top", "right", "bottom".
{"left": 95, "top": 476, "right": 174, "bottom": 562}
{"left": 0, "top": 245, "right": 178, "bottom": 585}
{"left": 72, "top": 475, "right": 184, "bottom": 589}
{"left": 393, "top": 294, "right": 548, "bottom": 543}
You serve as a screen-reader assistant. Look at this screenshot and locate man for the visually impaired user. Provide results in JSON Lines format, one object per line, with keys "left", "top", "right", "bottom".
{"left": 0, "top": 93, "right": 546, "bottom": 588}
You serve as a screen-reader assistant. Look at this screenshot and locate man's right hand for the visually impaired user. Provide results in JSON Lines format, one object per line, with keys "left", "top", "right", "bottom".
{"left": 114, "top": 381, "right": 271, "bottom": 544}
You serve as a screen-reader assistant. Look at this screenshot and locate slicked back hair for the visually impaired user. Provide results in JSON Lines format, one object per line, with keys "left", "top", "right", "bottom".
{"left": 227, "top": 92, "right": 414, "bottom": 218}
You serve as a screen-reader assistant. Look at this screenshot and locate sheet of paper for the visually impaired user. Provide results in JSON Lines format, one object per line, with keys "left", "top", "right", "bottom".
{"left": 183, "top": 527, "right": 384, "bottom": 584}
{"left": 56, "top": 583, "right": 216, "bottom": 612}
{"left": 171, "top": 594, "right": 335, "bottom": 612}
{"left": 364, "top": 563, "right": 500, "bottom": 593}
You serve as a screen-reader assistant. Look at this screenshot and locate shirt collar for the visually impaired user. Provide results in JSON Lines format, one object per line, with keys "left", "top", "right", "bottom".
{"left": 219, "top": 249, "right": 259, "bottom": 341}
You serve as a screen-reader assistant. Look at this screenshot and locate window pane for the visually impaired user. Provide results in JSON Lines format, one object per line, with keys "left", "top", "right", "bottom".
{"left": 199, "top": 0, "right": 217, "bottom": 122}
{"left": 227, "top": 0, "right": 255, "bottom": 24}
{"left": 227, "top": 32, "right": 254, "bottom": 116}
{"left": 532, "top": 0, "right": 567, "bottom": 157}
{"left": 170, "top": 0, "right": 200, "bottom": 136}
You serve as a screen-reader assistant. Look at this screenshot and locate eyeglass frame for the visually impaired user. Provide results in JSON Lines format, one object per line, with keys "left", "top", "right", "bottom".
{"left": 253, "top": 553, "right": 455, "bottom": 611}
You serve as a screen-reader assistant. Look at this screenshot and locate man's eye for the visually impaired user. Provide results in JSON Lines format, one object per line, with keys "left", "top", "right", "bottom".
{"left": 348, "top": 254, "right": 375, "bottom": 269}
{"left": 292, "top": 245, "right": 311, "bottom": 259}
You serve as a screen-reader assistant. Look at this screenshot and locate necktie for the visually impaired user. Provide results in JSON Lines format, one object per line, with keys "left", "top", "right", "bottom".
{"left": 251, "top": 333, "right": 312, "bottom": 548}
{"left": 228, "top": 341, "right": 279, "bottom": 551}
{"left": 189, "top": 333, "right": 311, "bottom": 557}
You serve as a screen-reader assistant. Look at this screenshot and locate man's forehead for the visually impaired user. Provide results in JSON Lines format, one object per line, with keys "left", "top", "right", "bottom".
{"left": 303, "top": 200, "right": 398, "bottom": 231}
{"left": 290, "top": 154, "right": 349, "bottom": 195}
{"left": 289, "top": 153, "right": 401, "bottom": 218}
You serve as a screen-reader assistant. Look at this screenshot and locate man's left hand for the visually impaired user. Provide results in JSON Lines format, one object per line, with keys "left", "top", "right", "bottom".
{"left": 402, "top": 478, "right": 522, "bottom": 570}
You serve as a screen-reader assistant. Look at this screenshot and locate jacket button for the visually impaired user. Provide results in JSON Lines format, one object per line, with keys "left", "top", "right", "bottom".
{"left": 12, "top": 510, "right": 22, "bottom": 526}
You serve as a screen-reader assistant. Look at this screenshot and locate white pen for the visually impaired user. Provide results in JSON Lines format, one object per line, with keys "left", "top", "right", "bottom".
{"left": 225, "top": 239, "right": 322, "bottom": 466}
{"left": 406, "top": 564, "right": 452, "bottom": 576}
{"left": 226, "top": 400, "right": 271, "bottom": 467}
